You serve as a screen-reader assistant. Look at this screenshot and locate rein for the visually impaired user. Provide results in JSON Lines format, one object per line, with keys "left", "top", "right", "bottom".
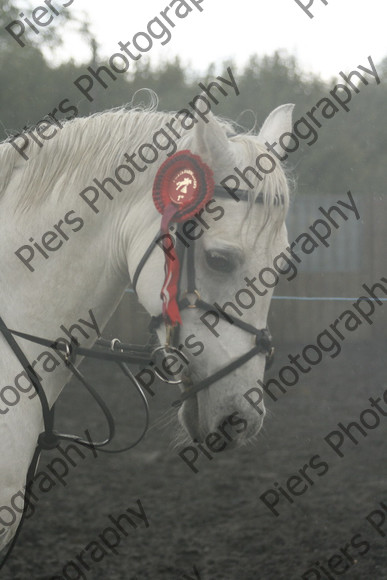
{"left": 0, "top": 321, "right": 154, "bottom": 450}
{"left": 0, "top": 320, "right": 153, "bottom": 571}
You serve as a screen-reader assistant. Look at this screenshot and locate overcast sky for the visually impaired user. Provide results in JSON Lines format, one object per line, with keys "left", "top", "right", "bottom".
{"left": 51, "top": 0, "right": 387, "bottom": 80}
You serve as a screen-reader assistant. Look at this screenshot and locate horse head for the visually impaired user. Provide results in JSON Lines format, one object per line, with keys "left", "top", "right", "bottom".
{"left": 133, "top": 104, "right": 294, "bottom": 446}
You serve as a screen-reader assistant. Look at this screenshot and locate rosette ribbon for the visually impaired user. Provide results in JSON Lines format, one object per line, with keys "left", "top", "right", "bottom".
{"left": 152, "top": 150, "right": 214, "bottom": 327}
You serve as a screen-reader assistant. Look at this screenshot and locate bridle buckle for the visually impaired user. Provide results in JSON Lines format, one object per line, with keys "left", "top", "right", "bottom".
{"left": 182, "top": 289, "right": 200, "bottom": 308}
{"left": 265, "top": 346, "right": 275, "bottom": 370}
{"left": 110, "top": 338, "right": 123, "bottom": 352}
{"left": 150, "top": 344, "right": 189, "bottom": 385}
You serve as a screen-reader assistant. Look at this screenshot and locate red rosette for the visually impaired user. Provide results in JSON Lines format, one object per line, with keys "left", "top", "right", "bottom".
{"left": 153, "top": 150, "right": 214, "bottom": 222}
{"left": 152, "top": 151, "right": 215, "bottom": 327}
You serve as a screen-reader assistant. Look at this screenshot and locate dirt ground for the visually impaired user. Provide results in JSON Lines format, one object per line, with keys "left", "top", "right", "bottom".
{"left": 1, "top": 338, "right": 386, "bottom": 580}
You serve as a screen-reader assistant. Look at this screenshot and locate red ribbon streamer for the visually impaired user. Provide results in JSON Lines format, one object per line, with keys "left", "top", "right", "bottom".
{"left": 160, "top": 202, "right": 182, "bottom": 325}
{"left": 152, "top": 151, "right": 214, "bottom": 326}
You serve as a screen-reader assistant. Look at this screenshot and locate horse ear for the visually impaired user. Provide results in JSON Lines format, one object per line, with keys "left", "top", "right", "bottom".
{"left": 257, "top": 104, "right": 295, "bottom": 157}
{"left": 191, "top": 99, "right": 235, "bottom": 172}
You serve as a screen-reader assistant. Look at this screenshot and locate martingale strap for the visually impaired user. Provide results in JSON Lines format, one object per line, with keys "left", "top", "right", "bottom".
{"left": 0, "top": 313, "right": 154, "bottom": 571}
{"left": 0, "top": 319, "right": 151, "bottom": 453}
{"left": 0, "top": 314, "right": 154, "bottom": 570}
{"left": 1, "top": 326, "right": 154, "bottom": 364}
{"left": 0, "top": 315, "right": 54, "bottom": 435}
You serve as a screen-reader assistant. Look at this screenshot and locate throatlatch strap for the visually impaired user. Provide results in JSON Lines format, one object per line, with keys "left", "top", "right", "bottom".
{"left": 132, "top": 230, "right": 162, "bottom": 293}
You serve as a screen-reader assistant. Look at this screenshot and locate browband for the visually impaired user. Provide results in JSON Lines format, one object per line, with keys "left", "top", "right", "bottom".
{"left": 213, "top": 186, "right": 284, "bottom": 205}
{"left": 132, "top": 185, "right": 284, "bottom": 293}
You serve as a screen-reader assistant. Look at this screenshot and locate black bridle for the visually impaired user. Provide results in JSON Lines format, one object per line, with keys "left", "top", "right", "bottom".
{"left": 0, "top": 184, "right": 278, "bottom": 569}
{"left": 132, "top": 185, "right": 277, "bottom": 408}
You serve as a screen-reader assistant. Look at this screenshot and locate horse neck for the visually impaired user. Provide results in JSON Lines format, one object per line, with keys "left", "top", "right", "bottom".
{"left": 0, "top": 178, "right": 149, "bottom": 406}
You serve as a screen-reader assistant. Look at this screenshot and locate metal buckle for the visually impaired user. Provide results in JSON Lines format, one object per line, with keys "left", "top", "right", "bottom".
{"left": 63, "top": 342, "right": 72, "bottom": 365}
{"left": 63, "top": 340, "right": 77, "bottom": 366}
{"left": 182, "top": 289, "right": 200, "bottom": 308}
{"left": 110, "top": 338, "right": 123, "bottom": 352}
{"left": 53, "top": 338, "right": 77, "bottom": 366}
{"left": 265, "top": 347, "right": 275, "bottom": 370}
{"left": 150, "top": 344, "right": 189, "bottom": 384}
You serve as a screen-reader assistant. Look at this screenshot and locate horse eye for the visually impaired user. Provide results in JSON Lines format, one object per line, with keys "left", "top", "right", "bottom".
{"left": 205, "top": 250, "right": 235, "bottom": 272}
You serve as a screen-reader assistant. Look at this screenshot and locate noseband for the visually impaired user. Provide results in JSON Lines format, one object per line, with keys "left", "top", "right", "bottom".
{"left": 132, "top": 185, "right": 277, "bottom": 408}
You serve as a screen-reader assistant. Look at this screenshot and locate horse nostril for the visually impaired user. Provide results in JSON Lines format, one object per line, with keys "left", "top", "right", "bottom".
{"left": 212, "top": 412, "right": 250, "bottom": 444}
{"left": 211, "top": 403, "right": 266, "bottom": 444}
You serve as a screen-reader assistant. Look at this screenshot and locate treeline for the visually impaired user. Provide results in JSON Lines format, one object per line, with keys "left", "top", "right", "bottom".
{"left": 0, "top": 1, "right": 385, "bottom": 195}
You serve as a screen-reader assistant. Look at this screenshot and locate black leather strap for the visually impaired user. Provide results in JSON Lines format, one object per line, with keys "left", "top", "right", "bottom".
{"left": 0, "top": 325, "right": 153, "bottom": 364}
{"left": 0, "top": 316, "right": 53, "bottom": 432}
{"left": 172, "top": 342, "right": 264, "bottom": 408}
{"left": 194, "top": 298, "right": 271, "bottom": 338}
{"left": 131, "top": 185, "right": 284, "bottom": 295}
{"left": 0, "top": 321, "right": 149, "bottom": 452}
{"left": 132, "top": 230, "right": 162, "bottom": 293}
{"left": 186, "top": 242, "right": 196, "bottom": 294}
{"left": 0, "top": 316, "right": 151, "bottom": 572}
{"left": 150, "top": 297, "right": 271, "bottom": 342}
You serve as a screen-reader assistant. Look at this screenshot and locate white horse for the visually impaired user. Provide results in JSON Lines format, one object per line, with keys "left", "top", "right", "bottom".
{"left": 0, "top": 101, "right": 293, "bottom": 550}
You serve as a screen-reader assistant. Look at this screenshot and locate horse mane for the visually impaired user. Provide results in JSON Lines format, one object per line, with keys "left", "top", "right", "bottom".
{"left": 0, "top": 104, "right": 290, "bottom": 230}
{"left": 0, "top": 106, "right": 179, "bottom": 210}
